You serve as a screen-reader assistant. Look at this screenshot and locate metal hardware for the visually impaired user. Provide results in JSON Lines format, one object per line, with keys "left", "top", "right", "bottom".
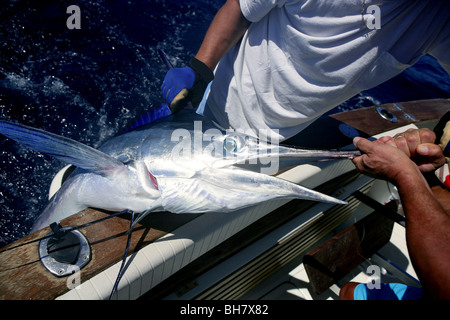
{"left": 39, "top": 224, "right": 91, "bottom": 277}
{"left": 376, "top": 106, "right": 398, "bottom": 123}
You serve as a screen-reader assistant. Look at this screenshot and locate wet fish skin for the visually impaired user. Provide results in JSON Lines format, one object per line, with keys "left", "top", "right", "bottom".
{"left": 0, "top": 109, "right": 352, "bottom": 233}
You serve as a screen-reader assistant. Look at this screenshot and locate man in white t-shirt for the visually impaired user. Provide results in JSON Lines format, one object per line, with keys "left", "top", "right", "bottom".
{"left": 161, "top": 0, "right": 450, "bottom": 142}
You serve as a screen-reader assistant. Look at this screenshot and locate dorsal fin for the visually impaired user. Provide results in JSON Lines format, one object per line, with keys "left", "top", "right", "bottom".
{"left": 122, "top": 102, "right": 172, "bottom": 133}
{"left": 0, "top": 120, "right": 125, "bottom": 176}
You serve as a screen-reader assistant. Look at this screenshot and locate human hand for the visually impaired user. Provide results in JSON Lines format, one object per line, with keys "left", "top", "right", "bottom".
{"left": 377, "top": 128, "right": 445, "bottom": 172}
{"left": 352, "top": 137, "right": 421, "bottom": 183}
{"left": 161, "top": 58, "right": 214, "bottom": 113}
{"left": 161, "top": 66, "right": 196, "bottom": 113}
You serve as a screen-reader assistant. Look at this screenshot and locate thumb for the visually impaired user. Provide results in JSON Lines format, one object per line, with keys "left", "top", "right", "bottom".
{"left": 416, "top": 143, "right": 441, "bottom": 157}
{"left": 416, "top": 143, "right": 446, "bottom": 172}
{"left": 353, "top": 137, "right": 372, "bottom": 153}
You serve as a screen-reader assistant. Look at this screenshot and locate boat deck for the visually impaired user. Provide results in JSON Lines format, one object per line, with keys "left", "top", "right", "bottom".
{"left": 156, "top": 171, "right": 421, "bottom": 301}
{"left": 218, "top": 164, "right": 450, "bottom": 301}
{"left": 242, "top": 221, "right": 420, "bottom": 300}
{"left": 2, "top": 100, "right": 448, "bottom": 300}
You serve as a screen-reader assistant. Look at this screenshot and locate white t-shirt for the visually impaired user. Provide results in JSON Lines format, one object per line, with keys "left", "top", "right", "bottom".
{"left": 201, "top": 0, "right": 450, "bottom": 141}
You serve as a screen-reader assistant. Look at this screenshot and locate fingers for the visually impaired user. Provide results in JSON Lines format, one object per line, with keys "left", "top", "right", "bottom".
{"left": 416, "top": 143, "right": 440, "bottom": 157}
{"left": 355, "top": 128, "right": 445, "bottom": 175}
{"left": 377, "top": 136, "right": 397, "bottom": 147}
{"left": 352, "top": 136, "right": 410, "bottom": 181}
{"left": 391, "top": 128, "right": 436, "bottom": 158}
{"left": 389, "top": 128, "right": 444, "bottom": 172}
{"left": 392, "top": 129, "right": 421, "bottom": 157}
{"left": 392, "top": 134, "right": 413, "bottom": 157}
{"left": 161, "top": 69, "right": 177, "bottom": 103}
{"left": 352, "top": 137, "right": 376, "bottom": 172}
{"left": 161, "top": 67, "right": 196, "bottom": 104}
{"left": 415, "top": 143, "right": 446, "bottom": 172}
{"left": 395, "top": 127, "right": 436, "bottom": 144}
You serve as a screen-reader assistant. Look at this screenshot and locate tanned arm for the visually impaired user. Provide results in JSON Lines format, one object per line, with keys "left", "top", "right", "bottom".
{"left": 194, "top": 0, "right": 251, "bottom": 71}
{"left": 353, "top": 137, "right": 450, "bottom": 299}
{"left": 395, "top": 169, "right": 450, "bottom": 299}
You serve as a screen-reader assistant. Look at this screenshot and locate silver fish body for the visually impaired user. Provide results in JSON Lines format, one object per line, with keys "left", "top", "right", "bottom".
{"left": 0, "top": 110, "right": 357, "bottom": 233}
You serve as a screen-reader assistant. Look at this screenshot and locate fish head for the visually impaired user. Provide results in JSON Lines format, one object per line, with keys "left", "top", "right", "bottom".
{"left": 135, "top": 126, "right": 348, "bottom": 225}
{"left": 164, "top": 124, "right": 284, "bottom": 174}
{"left": 168, "top": 125, "right": 359, "bottom": 174}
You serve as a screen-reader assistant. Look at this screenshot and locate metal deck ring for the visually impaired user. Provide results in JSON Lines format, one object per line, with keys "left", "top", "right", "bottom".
{"left": 39, "top": 227, "right": 91, "bottom": 277}
{"left": 376, "top": 106, "right": 398, "bottom": 123}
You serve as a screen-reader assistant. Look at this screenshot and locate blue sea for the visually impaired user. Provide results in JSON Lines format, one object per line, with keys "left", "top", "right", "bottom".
{"left": 0, "top": 0, "right": 449, "bottom": 247}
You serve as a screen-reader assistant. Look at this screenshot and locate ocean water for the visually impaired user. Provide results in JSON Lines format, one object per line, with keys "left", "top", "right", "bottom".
{"left": 0, "top": 0, "right": 449, "bottom": 247}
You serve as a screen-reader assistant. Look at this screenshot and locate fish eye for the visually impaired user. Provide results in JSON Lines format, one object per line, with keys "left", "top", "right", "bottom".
{"left": 223, "top": 135, "right": 244, "bottom": 153}
{"left": 117, "top": 153, "right": 132, "bottom": 164}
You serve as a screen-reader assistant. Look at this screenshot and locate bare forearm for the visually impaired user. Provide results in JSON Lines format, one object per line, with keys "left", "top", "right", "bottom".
{"left": 395, "top": 171, "right": 450, "bottom": 299}
{"left": 352, "top": 137, "right": 450, "bottom": 299}
{"left": 195, "top": 0, "right": 251, "bottom": 71}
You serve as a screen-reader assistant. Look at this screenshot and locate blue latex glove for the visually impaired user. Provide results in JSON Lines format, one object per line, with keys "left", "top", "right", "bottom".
{"left": 161, "top": 66, "right": 195, "bottom": 112}
{"left": 161, "top": 58, "right": 214, "bottom": 113}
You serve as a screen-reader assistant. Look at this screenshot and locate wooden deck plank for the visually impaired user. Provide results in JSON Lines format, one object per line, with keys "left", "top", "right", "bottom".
{"left": 330, "top": 99, "right": 450, "bottom": 137}
{"left": 284, "top": 99, "right": 450, "bottom": 148}
{"left": 0, "top": 208, "right": 198, "bottom": 300}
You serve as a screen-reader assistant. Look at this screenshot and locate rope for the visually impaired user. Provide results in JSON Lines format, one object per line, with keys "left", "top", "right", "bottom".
{"left": 51, "top": 209, "right": 138, "bottom": 299}
{"left": 0, "top": 209, "right": 133, "bottom": 253}
{"left": 1, "top": 208, "right": 138, "bottom": 299}
{"left": 109, "top": 211, "right": 135, "bottom": 300}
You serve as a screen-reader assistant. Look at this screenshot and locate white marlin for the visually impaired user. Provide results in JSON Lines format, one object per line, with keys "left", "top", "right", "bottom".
{"left": 0, "top": 109, "right": 360, "bottom": 233}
